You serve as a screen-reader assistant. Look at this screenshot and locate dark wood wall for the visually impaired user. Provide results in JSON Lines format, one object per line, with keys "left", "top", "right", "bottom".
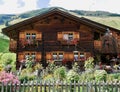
{"left": 8, "top": 13, "right": 120, "bottom": 68}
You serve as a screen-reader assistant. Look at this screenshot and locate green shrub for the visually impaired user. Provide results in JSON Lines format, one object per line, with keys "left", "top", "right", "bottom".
{"left": 21, "top": 68, "right": 33, "bottom": 75}
{"left": 0, "top": 53, "right": 16, "bottom": 72}
{"left": 106, "top": 74, "right": 114, "bottom": 82}
{"left": 72, "top": 62, "right": 79, "bottom": 73}
{"left": 94, "top": 70, "right": 107, "bottom": 82}
{"left": 107, "top": 73, "right": 120, "bottom": 82}
{"left": 80, "top": 69, "right": 95, "bottom": 82}
{"left": 0, "top": 53, "right": 16, "bottom": 65}
{"left": 67, "top": 70, "right": 79, "bottom": 82}
{"left": 43, "top": 74, "right": 54, "bottom": 82}
{"left": 47, "top": 63, "right": 56, "bottom": 74}
{"left": 19, "top": 75, "right": 28, "bottom": 83}
{"left": 84, "top": 57, "right": 94, "bottom": 70}
{"left": 54, "top": 66, "right": 67, "bottom": 81}
{"left": 0, "top": 64, "right": 3, "bottom": 71}
{"left": 19, "top": 73, "right": 36, "bottom": 83}
{"left": 19, "top": 68, "right": 35, "bottom": 83}
{"left": 33, "top": 63, "right": 43, "bottom": 70}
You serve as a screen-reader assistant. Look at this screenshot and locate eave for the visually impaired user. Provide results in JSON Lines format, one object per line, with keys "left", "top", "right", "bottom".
{"left": 2, "top": 7, "right": 120, "bottom": 39}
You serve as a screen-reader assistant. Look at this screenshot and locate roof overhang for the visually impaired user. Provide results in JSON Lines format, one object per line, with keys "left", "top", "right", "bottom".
{"left": 2, "top": 7, "right": 120, "bottom": 39}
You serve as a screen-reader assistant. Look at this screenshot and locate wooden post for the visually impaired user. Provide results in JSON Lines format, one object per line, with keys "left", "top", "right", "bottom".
{"left": 41, "top": 32, "right": 46, "bottom": 68}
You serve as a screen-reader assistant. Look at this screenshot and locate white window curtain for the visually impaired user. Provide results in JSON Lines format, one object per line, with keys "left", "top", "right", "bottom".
{"left": 74, "top": 54, "right": 78, "bottom": 61}
{"left": 32, "top": 53, "right": 36, "bottom": 60}
{"left": 53, "top": 53, "right": 57, "bottom": 60}
{"left": 59, "top": 54, "right": 63, "bottom": 61}
{"left": 63, "top": 34, "right": 68, "bottom": 40}
{"left": 32, "top": 33, "right": 36, "bottom": 39}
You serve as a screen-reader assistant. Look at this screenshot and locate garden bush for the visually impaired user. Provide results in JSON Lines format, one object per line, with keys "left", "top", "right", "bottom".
{"left": 0, "top": 64, "right": 3, "bottom": 71}
{"left": 84, "top": 57, "right": 94, "bottom": 70}
{"left": 0, "top": 53, "right": 16, "bottom": 72}
{"left": 67, "top": 70, "right": 79, "bottom": 82}
{"left": 19, "top": 68, "right": 36, "bottom": 83}
{"left": 54, "top": 66, "right": 67, "bottom": 81}
{"left": 107, "top": 73, "right": 120, "bottom": 82}
{"left": 46, "top": 62, "right": 56, "bottom": 74}
{"left": 94, "top": 70, "right": 107, "bottom": 82}
{"left": 43, "top": 74, "right": 54, "bottom": 82}
{"left": 80, "top": 69, "right": 95, "bottom": 82}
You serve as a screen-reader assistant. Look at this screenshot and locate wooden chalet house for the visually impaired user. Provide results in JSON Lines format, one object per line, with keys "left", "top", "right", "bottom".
{"left": 2, "top": 7, "right": 120, "bottom": 69}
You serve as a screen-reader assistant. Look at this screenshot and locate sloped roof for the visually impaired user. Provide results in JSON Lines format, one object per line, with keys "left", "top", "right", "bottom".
{"left": 2, "top": 7, "right": 120, "bottom": 39}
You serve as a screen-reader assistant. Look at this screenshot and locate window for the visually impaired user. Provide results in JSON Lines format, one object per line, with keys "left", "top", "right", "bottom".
{"left": 25, "top": 53, "right": 30, "bottom": 60}
{"left": 53, "top": 53, "right": 57, "bottom": 60}
{"left": 32, "top": 33, "right": 36, "bottom": 39}
{"left": 74, "top": 52, "right": 79, "bottom": 61}
{"left": 63, "top": 34, "right": 69, "bottom": 40}
{"left": 25, "top": 52, "right": 36, "bottom": 61}
{"left": 26, "top": 33, "right": 36, "bottom": 40}
{"left": 73, "top": 52, "right": 85, "bottom": 61}
{"left": 68, "top": 33, "right": 73, "bottom": 40}
{"left": 52, "top": 52, "right": 64, "bottom": 61}
{"left": 94, "top": 32, "right": 100, "bottom": 40}
{"left": 26, "top": 33, "right": 30, "bottom": 39}
{"left": 31, "top": 52, "right": 36, "bottom": 60}
{"left": 58, "top": 53, "right": 63, "bottom": 60}
{"left": 63, "top": 32, "right": 73, "bottom": 41}
{"left": 80, "top": 53, "right": 85, "bottom": 59}
{"left": 63, "top": 33, "right": 73, "bottom": 40}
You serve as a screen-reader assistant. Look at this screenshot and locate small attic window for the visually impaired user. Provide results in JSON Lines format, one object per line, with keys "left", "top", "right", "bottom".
{"left": 54, "top": 16, "right": 58, "bottom": 19}
{"left": 69, "top": 22, "right": 71, "bottom": 24}
{"left": 94, "top": 32, "right": 100, "bottom": 40}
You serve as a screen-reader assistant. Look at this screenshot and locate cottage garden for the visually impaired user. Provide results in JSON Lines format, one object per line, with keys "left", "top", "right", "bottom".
{"left": 0, "top": 53, "right": 120, "bottom": 92}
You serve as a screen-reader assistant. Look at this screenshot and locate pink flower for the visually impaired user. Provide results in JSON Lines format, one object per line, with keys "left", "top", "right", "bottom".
{"left": 0, "top": 71, "right": 20, "bottom": 85}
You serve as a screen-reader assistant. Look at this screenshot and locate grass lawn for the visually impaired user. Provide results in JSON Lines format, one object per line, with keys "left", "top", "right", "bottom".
{"left": 0, "top": 38, "right": 9, "bottom": 53}
{"left": 85, "top": 16, "right": 120, "bottom": 30}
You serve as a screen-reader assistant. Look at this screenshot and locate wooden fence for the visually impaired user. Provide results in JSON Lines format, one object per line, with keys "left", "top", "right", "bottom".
{"left": 0, "top": 81, "right": 120, "bottom": 92}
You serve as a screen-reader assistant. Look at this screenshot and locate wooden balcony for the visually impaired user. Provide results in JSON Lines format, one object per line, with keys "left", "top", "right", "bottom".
{"left": 94, "top": 40, "right": 102, "bottom": 51}
{"left": 18, "top": 39, "right": 42, "bottom": 51}
{"left": 9, "top": 39, "right": 17, "bottom": 52}
{"left": 60, "top": 39, "right": 79, "bottom": 45}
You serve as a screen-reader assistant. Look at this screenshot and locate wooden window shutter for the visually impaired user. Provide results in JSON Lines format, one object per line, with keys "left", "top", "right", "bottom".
{"left": 64, "top": 52, "right": 68, "bottom": 60}
{"left": 46, "top": 52, "right": 52, "bottom": 60}
{"left": 57, "top": 32, "right": 63, "bottom": 40}
{"left": 74, "top": 32, "right": 79, "bottom": 40}
{"left": 36, "top": 52, "right": 41, "bottom": 61}
{"left": 19, "top": 32, "right": 25, "bottom": 39}
{"left": 18, "top": 52, "right": 24, "bottom": 62}
{"left": 65, "top": 52, "right": 74, "bottom": 60}
{"left": 68, "top": 52, "right": 74, "bottom": 60}
{"left": 36, "top": 32, "right": 42, "bottom": 40}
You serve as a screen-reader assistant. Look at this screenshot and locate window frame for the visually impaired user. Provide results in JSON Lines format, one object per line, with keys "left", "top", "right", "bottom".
{"left": 63, "top": 32, "right": 74, "bottom": 41}
{"left": 24, "top": 52, "right": 36, "bottom": 61}
{"left": 52, "top": 52, "right": 64, "bottom": 61}
{"left": 73, "top": 52, "right": 85, "bottom": 61}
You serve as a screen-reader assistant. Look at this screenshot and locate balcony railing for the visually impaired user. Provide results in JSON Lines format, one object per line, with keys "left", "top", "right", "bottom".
{"left": 18, "top": 39, "right": 42, "bottom": 49}
{"left": 60, "top": 39, "right": 79, "bottom": 45}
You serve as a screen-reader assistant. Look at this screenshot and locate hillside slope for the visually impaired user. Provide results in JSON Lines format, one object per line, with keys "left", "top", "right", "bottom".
{"left": 0, "top": 38, "right": 9, "bottom": 52}
{"left": 85, "top": 16, "right": 120, "bottom": 30}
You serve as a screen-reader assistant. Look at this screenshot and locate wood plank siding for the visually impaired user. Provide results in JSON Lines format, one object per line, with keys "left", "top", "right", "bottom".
{"left": 2, "top": 7, "right": 120, "bottom": 68}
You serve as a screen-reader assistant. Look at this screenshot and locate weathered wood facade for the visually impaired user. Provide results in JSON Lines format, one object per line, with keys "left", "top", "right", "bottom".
{"left": 2, "top": 7, "right": 120, "bottom": 68}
